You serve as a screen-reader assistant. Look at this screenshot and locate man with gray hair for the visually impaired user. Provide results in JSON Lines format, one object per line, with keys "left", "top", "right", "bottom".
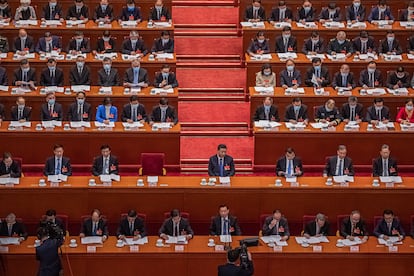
{"left": 372, "top": 144, "right": 398, "bottom": 177}
{"left": 340, "top": 210, "right": 368, "bottom": 242}
{"left": 0, "top": 213, "right": 28, "bottom": 240}
{"left": 303, "top": 213, "right": 330, "bottom": 238}
{"left": 121, "top": 30, "right": 148, "bottom": 56}
{"left": 323, "top": 145, "right": 354, "bottom": 176}
{"left": 327, "top": 31, "right": 353, "bottom": 57}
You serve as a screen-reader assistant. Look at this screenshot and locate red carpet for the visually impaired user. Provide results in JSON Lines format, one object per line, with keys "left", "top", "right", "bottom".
{"left": 174, "top": 36, "right": 242, "bottom": 55}
{"left": 172, "top": 6, "right": 238, "bottom": 24}
{"left": 178, "top": 101, "right": 250, "bottom": 122}
{"left": 176, "top": 68, "right": 245, "bottom": 88}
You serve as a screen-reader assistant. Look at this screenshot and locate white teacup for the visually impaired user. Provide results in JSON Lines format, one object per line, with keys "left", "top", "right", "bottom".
{"left": 275, "top": 179, "right": 282, "bottom": 186}
{"left": 149, "top": 54, "right": 155, "bottom": 60}
{"left": 89, "top": 179, "right": 96, "bottom": 186}
{"left": 326, "top": 178, "right": 333, "bottom": 185}
{"left": 64, "top": 124, "right": 70, "bottom": 130}
{"left": 137, "top": 179, "right": 144, "bottom": 186}
{"left": 117, "top": 239, "right": 124, "bottom": 246}
{"left": 201, "top": 178, "right": 207, "bottom": 184}
{"left": 124, "top": 88, "right": 130, "bottom": 94}
{"left": 36, "top": 124, "right": 42, "bottom": 130}
{"left": 70, "top": 239, "right": 77, "bottom": 245}
{"left": 156, "top": 239, "right": 163, "bottom": 246}
{"left": 372, "top": 179, "right": 379, "bottom": 186}
{"left": 34, "top": 239, "right": 41, "bottom": 247}
{"left": 208, "top": 238, "right": 215, "bottom": 246}
{"left": 39, "top": 179, "right": 46, "bottom": 186}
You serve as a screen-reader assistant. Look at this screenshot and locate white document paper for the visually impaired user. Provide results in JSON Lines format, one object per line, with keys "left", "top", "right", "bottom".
{"left": 254, "top": 120, "right": 282, "bottom": 128}
{"left": 94, "top": 121, "right": 115, "bottom": 128}
{"left": 310, "top": 122, "right": 329, "bottom": 129}
{"left": 383, "top": 54, "right": 402, "bottom": 61}
{"left": 407, "top": 54, "right": 414, "bottom": 60}
{"left": 295, "top": 236, "right": 329, "bottom": 244}
{"left": 10, "top": 121, "right": 31, "bottom": 128}
{"left": 348, "top": 22, "right": 367, "bottom": 28}
{"left": 358, "top": 53, "right": 378, "bottom": 60}
{"left": 130, "top": 87, "right": 141, "bottom": 94}
{"left": 16, "top": 20, "right": 38, "bottom": 26}
{"left": 0, "top": 237, "right": 20, "bottom": 245}
{"left": 45, "top": 86, "right": 64, "bottom": 93}
{"left": 260, "top": 235, "right": 280, "bottom": 243}
{"left": 327, "top": 53, "right": 346, "bottom": 60}
{"left": 95, "top": 53, "right": 118, "bottom": 60}
{"left": 98, "top": 87, "right": 112, "bottom": 93}
{"left": 219, "top": 177, "right": 230, "bottom": 184}
{"left": 81, "top": 236, "right": 103, "bottom": 244}
{"left": 165, "top": 235, "right": 187, "bottom": 244}
{"left": 151, "top": 88, "right": 174, "bottom": 94}
{"left": 254, "top": 86, "right": 274, "bottom": 93}
{"left": 122, "top": 122, "right": 144, "bottom": 128}
{"left": 371, "top": 20, "right": 391, "bottom": 25}
{"left": 100, "top": 174, "right": 120, "bottom": 182}
{"left": 285, "top": 87, "right": 305, "bottom": 94}
{"left": 324, "top": 22, "right": 345, "bottom": 28}
{"left": 70, "top": 121, "right": 91, "bottom": 128}
{"left": 345, "top": 123, "right": 360, "bottom": 129}
{"left": 273, "top": 22, "right": 291, "bottom": 28}
{"left": 13, "top": 53, "right": 35, "bottom": 59}
{"left": 251, "top": 54, "right": 272, "bottom": 60}
{"left": 285, "top": 176, "right": 297, "bottom": 183}
{"left": 277, "top": 53, "right": 297, "bottom": 59}
{"left": 42, "top": 121, "right": 62, "bottom": 128}
{"left": 67, "top": 20, "right": 84, "bottom": 25}
{"left": 156, "top": 53, "right": 174, "bottom": 59}
{"left": 333, "top": 175, "right": 354, "bottom": 183}
{"left": 377, "top": 237, "right": 401, "bottom": 245}
{"left": 285, "top": 122, "right": 305, "bottom": 129}
{"left": 153, "top": 122, "right": 172, "bottom": 129}
{"left": 47, "top": 174, "right": 68, "bottom": 182}
{"left": 0, "top": 178, "right": 20, "bottom": 185}
{"left": 379, "top": 176, "right": 402, "bottom": 183}
{"left": 366, "top": 88, "right": 386, "bottom": 95}
{"left": 296, "top": 22, "right": 317, "bottom": 28}
{"left": 306, "top": 54, "right": 326, "bottom": 60}
{"left": 387, "top": 88, "right": 408, "bottom": 95}
{"left": 66, "top": 53, "right": 87, "bottom": 60}
{"left": 124, "top": 236, "right": 148, "bottom": 245}
{"left": 220, "top": 235, "right": 232, "bottom": 243}
{"left": 71, "top": 85, "right": 90, "bottom": 92}
{"left": 0, "top": 85, "right": 9, "bottom": 91}
{"left": 121, "top": 54, "right": 138, "bottom": 60}
{"left": 240, "top": 21, "right": 265, "bottom": 28}
{"left": 44, "top": 20, "right": 62, "bottom": 25}
{"left": 400, "top": 21, "right": 414, "bottom": 27}
{"left": 375, "top": 122, "right": 394, "bottom": 129}
{"left": 147, "top": 176, "right": 159, "bottom": 183}
{"left": 153, "top": 22, "right": 172, "bottom": 27}
{"left": 120, "top": 20, "right": 138, "bottom": 26}
{"left": 342, "top": 237, "right": 362, "bottom": 246}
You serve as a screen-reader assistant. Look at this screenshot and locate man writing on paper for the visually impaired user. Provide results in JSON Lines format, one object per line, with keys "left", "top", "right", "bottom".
{"left": 303, "top": 213, "right": 330, "bottom": 238}
{"left": 67, "top": 92, "right": 91, "bottom": 122}
{"left": 149, "top": 98, "right": 178, "bottom": 126}
{"left": 340, "top": 210, "right": 368, "bottom": 242}
{"left": 372, "top": 144, "right": 398, "bottom": 177}
{"left": 92, "top": 144, "right": 119, "bottom": 176}
{"left": 373, "top": 209, "right": 405, "bottom": 241}
{"left": 121, "top": 95, "right": 147, "bottom": 123}
{"left": 315, "top": 99, "right": 342, "bottom": 127}
{"left": 0, "top": 152, "right": 22, "bottom": 178}
{"left": 261, "top": 209, "right": 290, "bottom": 240}
{"left": 43, "top": 144, "right": 72, "bottom": 176}
{"left": 332, "top": 65, "right": 357, "bottom": 91}
{"left": 0, "top": 213, "right": 28, "bottom": 240}
{"left": 80, "top": 209, "right": 108, "bottom": 242}
{"left": 117, "top": 209, "right": 147, "bottom": 241}
{"left": 340, "top": 96, "right": 363, "bottom": 123}
{"left": 284, "top": 97, "right": 309, "bottom": 125}
{"left": 210, "top": 204, "right": 242, "bottom": 236}
{"left": 253, "top": 96, "right": 279, "bottom": 122}
{"left": 305, "top": 57, "right": 330, "bottom": 88}
{"left": 276, "top": 147, "right": 303, "bottom": 177}
{"left": 365, "top": 97, "right": 390, "bottom": 124}
{"left": 153, "top": 64, "right": 179, "bottom": 89}
{"left": 208, "top": 144, "right": 235, "bottom": 177}
{"left": 323, "top": 145, "right": 354, "bottom": 177}
{"left": 159, "top": 209, "right": 194, "bottom": 241}
{"left": 123, "top": 59, "right": 149, "bottom": 88}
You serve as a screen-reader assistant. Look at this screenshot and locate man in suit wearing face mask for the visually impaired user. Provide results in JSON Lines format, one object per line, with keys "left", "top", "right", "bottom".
{"left": 97, "top": 57, "right": 120, "bottom": 86}
{"left": 365, "top": 97, "right": 390, "bottom": 124}
{"left": 327, "top": 31, "right": 354, "bottom": 57}
{"left": 123, "top": 59, "right": 149, "bottom": 88}
{"left": 378, "top": 30, "right": 402, "bottom": 55}
{"left": 346, "top": 0, "right": 366, "bottom": 23}
{"left": 67, "top": 91, "right": 91, "bottom": 121}
{"left": 11, "top": 96, "right": 32, "bottom": 121}
{"left": 121, "top": 30, "right": 148, "bottom": 56}
{"left": 41, "top": 0, "right": 63, "bottom": 21}
{"left": 359, "top": 61, "right": 382, "bottom": 89}
{"left": 121, "top": 95, "right": 147, "bottom": 123}
{"left": 367, "top": 0, "right": 394, "bottom": 24}
{"left": 151, "top": 31, "right": 174, "bottom": 54}
{"left": 284, "top": 97, "right": 308, "bottom": 124}
{"left": 69, "top": 55, "right": 90, "bottom": 85}
{"left": 67, "top": 31, "right": 91, "bottom": 55}
{"left": 149, "top": 98, "right": 178, "bottom": 125}
{"left": 13, "top": 58, "right": 36, "bottom": 90}
{"left": 153, "top": 64, "right": 178, "bottom": 89}
{"left": 332, "top": 64, "right": 356, "bottom": 91}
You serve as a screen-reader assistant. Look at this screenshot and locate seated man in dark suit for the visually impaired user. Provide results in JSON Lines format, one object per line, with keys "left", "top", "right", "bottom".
{"left": 276, "top": 147, "right": 303, "bottom": 177}
{"left": 208, "top": 144, "right": 235, "bottom": 177}
{"left": 40, "top": 209, "right": 66, "bottom": 235}
{"left": 372, "top": 144, "right": 398, "bottom": 177}
{"left": 327, "top": 31, "right": 353, "bottom": 57}
{"left": 218, "top": 248, "right": 254, "bottom": 276}
{"left": 0, "top": 213, "right": 28, "bottom": 240}
{"left": 268, "top": 0, "right": 293, "bottom": 24}
{"left": 96, "top": 30, "right": 116, "bottom": 53}
{"left": 210, "top": 204, "right": 241, "bottom": 236}
{"left": 367, "top": 0, "right": 394, "bottom": 23}
{"left": 159, "top": 209, "right": 194, "bottom": 240}
{"left": 11, "top": 96, "right": 32, "bottom": 121}
{"left": 244, "top": 0, "right": 265, "bottom": 22}
{"left": 262, "top": 209, "right": 290, "bottom": 239}
{"left": 0, "top": 103, "right": 4, "bottom": 121}
{"left": 280, "top": 59, "right": 301, "bottom": 88}
{"left": 275, "top": 26, "right": 297, "bottom": 53}
{"left": 0, "top": 0, "right": 12, "bottom": 23}
{"left": 66, "top": 0, "right": 89, "bottom": 22}
{"left": 0, "top": 63, "right": 7, "bottom": 86}
{"left": 93, "top": 0, "right": 114, "bottom": 23}
{"left": 40, "top": 92, "right": 63, "bottom": 121}
{"left": 0, "top": 35, "right": 8, "bottom": 54}
{"left": 13, "top": 28, "right": 34, "bottom": 55}
{"left": 123, "top": 59, "right": 149, "bottom": 88}
{"left": 149, "top": 0, "right": 171, "bottom": 21}
{"left": 340, "top": 96, "right": 363, "bottom": 123}
{"left": 13, "top": 58, "right": 36, "bottom": 90}
{"left": 253, "top": 96, "right": 279, "bottom": 122}
{"left": 323, "top": 145, "right": 354, "bottom": 177}
{"left": 151, "top": 31, "right": 174, "bottom": 54}
{"left": 315, "top": 99, "right": 341, "bottom": 126}
{"left": 303, "top": 213, "right": 330, "bottom": 238}
{"left": 332, "top": 64, "right": 356, "bottom": 91}
{"left": 284, "top": 97, "right": 308, "bottom": 124}
{"left": 365, "top": 97, "right": 390, "bottom": 124}
{"left": 359, "top": 61, "right": 382, "bottom": 88}
{"left": 97, "top": 57, "right": 120, "bottom": 86}
{"left": 121, "top": 95, "right": 147, "bottom": 123}
{"left": 340, "top": 210, "right": 368, "bottom": 242}
{"left": 117, "top": 209, "right": 147, "bottom": 240}
{"left": 400, "top": 1, "right": 414, "bottom": 21}
{"left": 304, "top": 57, "right": 330, "bottom": 87}
{"left": 154, "top": 64, "right": 179, "bottom": 89}
{"left": 149, "top": 98, "right": 178, "bottom": 125}
{"left": 92, "top": 144, "right": 119, "bottom": 176}
{"left": 118, "top": 0, "right": 142, "bottom": 22}
{"left": 43, "top": 144, "right": 72, "bottom": 176}
{"left": 352, "top": 31, "right": 376, "bottom": 55}
{"left": 386, "top": 66, "right": 410, "bottom": 89}
{"left": 301, "top": 31, "right": 325, "bottom": 55}
{"left": 67, "top": 92, "right": 91, "bottom": 121}
{"left": 374, "top": 209, "right": 405, "bottom": 240}
{"left": 296, "top": 0, "right": 316, "bottom": 22}
{"left": 40, "top": 0, "right": 63, "bottom": 21}
{"left": 35, "top": 32, "right": 62, "bottom": 54}
{"left": 40, "top": 58, "right": 64, "bottom": 87}
{"left": 345, "top": 0, "right": 366, "bottom": 23}
{"left": 69, "top": 55, "right": 90, "bottom": 85}
{"left": 80, "top": 209, "right": 108, "bottom": 242}
{"left": 0, "top": 152, "right": 22, "bottom": 178}
{"left": 121, "top": 30, "right": 148, "bottom": 56}
{"left": 67, "top": 31, "right": 91, "bottom": 55}
{"left": 246, "top": 31, "right": 270, "bottom": 56}
{"left": 378, "top": 30, "right": 402, "bottom": 55}
{"left": 318, "top": 2, "right": 341, "bottom": 23}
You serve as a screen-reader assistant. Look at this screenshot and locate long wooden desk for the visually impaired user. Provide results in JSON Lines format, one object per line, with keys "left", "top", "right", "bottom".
{"left": 0, "top": 122, "right": 180, "bottom": 165}
{"left": 249, "top": 87, "right": 414, "bottom": 121}
{"left": 2, "top": 236, "right": 414, "bottom": 276}
{"left": 245, "top": 53, "right": 414, "bottom": 88}
{"left": 1, "top": 53, "right": 177, "bottom": 87}
{"left": 0, "top": 86, "right": 178, "bottom": 121}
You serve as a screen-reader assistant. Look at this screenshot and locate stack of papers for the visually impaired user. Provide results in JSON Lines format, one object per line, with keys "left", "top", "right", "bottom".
{"left": 120, "top": 21, "right": 138, "bottom": 26}
{"left": 81, "top": 237, "right": 103, "bottom": 244}
{"left": 122, "top": 54, "right": 140, "bottom": 60}
{"left": 153, "top": 122, "right": 172, "bottom": 129}
{"left": 285, "top": 87, "right": 304, "bottom": 94}
{"left": 0, "top": 237, "right": 20, "bottom": 245}
{"left": 0, "top": 85, "right": 8, "bottom": 91}
{"left": 10, "top": 121, "right": 31, "bottom": 128}
{"left": 44, "top": 20, "right": 62, "bottom": 26}
{"left": 70, "top": 121, "right": 91, "bottom": 128}
{"left": 378, "top": 237, "right": 401, "bottom": 245}
{"left": 333, "top": 176, "right": 354, "bottom": 183}
{"left": 150, "top": 88, "right": 174, "bottom": 94}
{"left": 366, "top": 88, "right": 386, "bottom": 95}
{"left": 342, "top": 237, "right": 362, "bottom": 246}
{"left": 71, "top": 85, "right": 90, "bottom": 92}
{"left": 122, "top": 122, "right": 144, "bottom": 128}
{"left": 130, "top": 88, "right": 141, "bottom": 93}
{"left": 295, "top": 236, "right": 329, "bottom": 244}
{"left": 153, "top": 22, "right": 172, "bottom": 27}
{"left": 66, "top": 20, "right": 84, "bottom": 25}
{"left": 358, "top": 53, "right": 378, "bottom": 60}
{"left": 66, "top": 53, "right": 87, "bottom": 60}
{"left": 254, "top": 86, "right": 274, "bottom": 93}
{"left": 296, "top": 22, "right": 317, "bottom": 28}
{"left": 371, "top": 20, "right": 391, "bottom": 25}
{"left": 0, "top": 178, "right": 20, "bottom": 185}
{"left": 100, "top": 174, "right": 120, "bottom": 182}
{"left": 407, "top": 54, "right": 414, "bottom": 60}
{"left": 400, "top": 21, "right": 414, "bottom": 27}
{"left": 156, "top": 53, "right": 174, "bottom": 59}
{"left": 0, "top": 53, "right": 7, "bottom": 58}
{"left": 147, "top": 176, "right": 158, "bottom": 184}
{"left": 95, "top": 53, "right": 118, "bottom": 60}
{"left": 250, "top": 54, "right": 272, "bottom": 60}
{"left": 95, "top": 121, "right": 115, "bottom": 128}
{"left": 45, "top": 86, "right": 64, "bottom": 93}
{"left": 383, "top": 54, "right": 402, "bottom": 61}
{"left": 379, "top": 176, "right": 402, "bottom": 183}
{"left": 124, "top": 236, "right": 148, "bottom": 245}
{"left": 219, "top": 176, "right": 231, "bottom": 184}
{"left": 344, "top": 123, "right": 360, "bottom": 129}
{"left": 400, "top": 123, "right": 414, "bottom": 131}
{"left": 387, "top": 88, "right": 408, "bottom": 95}
{"left": 98, "top": 87, "right": 112, "bottom": 94}
{"left": 273, "top": 22, "right": 291, "bottom": 28}
{"left": 15, "top": 20, "right": 38, "bottom": 26}
{"left": 326, "top": 54, "right": 346, "bottom": 60}
{"left": 220, "top": 235, "right": 232, "bottom": 243}
{"left": 285, "top": 122, "right": 306, "bottom": 129}
{"left": 324, "top": 22, "right": 345, "bottom": 28}
{"left": 254, "top": 120, "right": 281, "bottom": 128}
{"left": 47, "top": 174, "right": 68, "bottom": 182}
{"left": 13, "top": 53, "right": 35, "bottom": 59}
{"left": 42, "top": 121, "right": 62, "bottom": 128}
{"left": 240, "top": 21, "right": 265, "bottom": 28}
{"left": 310, "top": 122, "right": 329, "bottom": 129}
{"left": 277, "top": 53, "right": 297, "bottom": 59}
{"left": 306, "top": 54, "right": 326, "bottom": 60}
{"left": 260, "top": 235, "right": 288, "bottom": 246}
{"left": 348, "top": 22, "right": 367, "bottom": 28}
{"left": 165, "top": 235, "right": 187, "bottom": 244}
{"left": 0, "top": 21, "right": 10, "bottom": 26}
{"left": 375, "top": 122, "right": 394, "bottom": 129}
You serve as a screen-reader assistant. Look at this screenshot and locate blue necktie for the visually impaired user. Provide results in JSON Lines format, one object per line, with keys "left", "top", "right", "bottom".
{"left": 133, "top": 70, "right": 139, "bottom": 84}
{"left": 223, "top": 219, "right": 228, "bottom": 235}
{"left": 219, "top": 158, "right": 224, "bottom": 177}
{"left": 55, "top": 158, "right": 61, "bottom": 175}
{"left": 287, "top": 160, "right": 292, "bottom": 176}
{"left": 92, "top": 223, "right": 97, "bottom": 236}
{"left": 339, "top": 159, "right": 343, "bottom": 176}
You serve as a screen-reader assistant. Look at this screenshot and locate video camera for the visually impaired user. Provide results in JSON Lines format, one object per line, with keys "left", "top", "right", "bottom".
{"left": 38, "top": 220, "right": 65, "bottom": 244}
{"left": 239, "top": 237, "right": 258, "bottom": 270}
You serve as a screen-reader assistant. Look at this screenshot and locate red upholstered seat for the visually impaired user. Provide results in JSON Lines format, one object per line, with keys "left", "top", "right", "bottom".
{"left": 163, "top": 211, "right": 190, "bottom": 220}
{"left": 336, "top": 214, "right": 349, "bottom": 237}
{"left": 139, "top": 153, "right": 166, "bottom": 176}
{"left": 120, "top": 213, "right": 147, "bottom": 222}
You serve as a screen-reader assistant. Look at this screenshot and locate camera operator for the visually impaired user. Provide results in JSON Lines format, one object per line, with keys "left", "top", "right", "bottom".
{"left": 218, "top": 247, "right": 254, "bottom": 276}
{"left": 36, "top": 225, "right": 63, "bottom": 276}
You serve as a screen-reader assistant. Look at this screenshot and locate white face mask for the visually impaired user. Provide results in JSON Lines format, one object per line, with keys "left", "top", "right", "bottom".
{"left": 406, "top": 105, "right": 414, "bottom": 111}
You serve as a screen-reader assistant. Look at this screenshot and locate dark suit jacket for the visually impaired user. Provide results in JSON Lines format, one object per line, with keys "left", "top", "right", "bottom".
{"left": 345, "top": 4, "right": 366, "bottom": 21}
{"left": 359, "top": 69, "right": 383, "bottom": 87}
{"left": 121, "top": 103, "right": 147, "bottom": 122}
{"left": 374, "top": 218, "right": 405, "bottom": 238}
{"left": 93, "top": 5, "right": 114, "bottom": 21}
{"left": 154, "top": 72, "right": 178, "bottom": 88}
{"left": 40, "top": 103, "right": 63, "bottom": 121}
{"left": 352, "top": 37, "right": 376, "bottom": 54}
{"left": 119, "top": 6, "right": 141, "bottom": 21}
{"left": 149, "top": 6, "right": 171, "bottom": 21}
{"left": 304, "top": 220, "right": 330, "bottom": 236}
{"left": 0, "top": 160, "right": 22, "bottom": 178}
{"left": 315, "top": 106, "right": 341, "bottom": 124}
{"left": 0, "top": 6, "right": 11, "bottom": 20}
{"left": 400, "top": 9, "right": 414, "bottom": 21}
{"left": 275, "top": 35, "right": 297, "bottom": 53}
{"left": 327, "top": 39, "right": 353, "bottom": 54}
{"left": 96, "top": 38, "right": 116, "bottom": 53}
{"left": 296, "top": 7, "right": 316, "bottom": 21}
{"left": 35, "top": 36, "right": 61, "bottom": 53}
{"left": 304, "top": 66, "right": 330, "bottom": 87}
{"left": 268, "top": 7, "right": 293, "bottom": 22}
{"left": 0, "top": 67, "right": 8, "bottom": 85}
{"left": 262, "top": 216, "right": 290, "bottom": 236}
{"left": 97, "top": 68, "right": 120, "bottom": 86}
{"left": 340, "top": 217, "right": 368, "bottom": 237}
{"left": 11, "top": 105, "right": 32, "bottom": 121}
{"left": 121, "top": 39, "right": 148, "bottom": 55}
{"left": 332, "top": 72, "right": 356, "bottom": 89}
{"left": 66, "top": 5, "right": 89, "bottom": 20}
{"left": 0, "top": 37, "right": 8, "bottom": 53}
{"left": 323, "top": 156, "right": 354, "bottom": 176}
{"left": 43, "top": 156, "right": 72, "bottom": 176}
{"left": 365, "top": 105, "right": 390, "bottom": 122}
{"left": 41, "top": 3, "right": 63, "bottom": 20}
{"left": 209, "top": 215, "right": 241, "bottom": 236}
{"left": 67, "top": 38, "right": 91, "bottom": 53}
{"left": 276, "top": 156, "right": 303, "bottom": 176}
{"left": 92, "top": 155, "right": 119, "bottom": 176}
{"left": 208, "top": 155, "right": 235, "bottom": 177}
{"left": 284, "top": 104, "right": 308, "bottom": 121}
{"left": 117, "top": 217, "right": 147, "bottom": 237}
{"left": 67, "top": 102, "right": 92, "bottom": 121}
{"left": 40, "top": 68, "right": 64, "bottom": 86}
{"left": 159, "top": 217, "right": 194, "bottom": 237}
{"left": 253, "top": 105, "right": 279, "bottom": 121}
{"left": 123, "top": 67, "right": 149, "bottom": 84}
{"left": 151, "top": 38, "right": 174, "bottom": 53}
{"left": 386, "top": 72, "right": 410, "bottom": 89}
{"left": 247, "top": 39, "right": 270, "bottom": 54}
{"left": 69, "top": 65, "right": 91, "bottom": 85}
{"left": 0, "top": 221, "right": 28, "bottom": 239}
{"left": 302, "top": 38, "right": 325, "bottom": 54}
{"left": 80, "top": 218, "right": 108, "bottom": 237}
{"left": 13, "top": 68, "right": 36, "bottom": 85}
{"left": 150, "top": 105, "right": 178, "bottom": 124}
{"left": 378, "top": 39, "right": 402, "bottom": 54}
{"left": 340, "top": 102, "right": 363, "bottom": 121}
{"left": 367, "top": 6, "right": 394, "bottom": 22}
{"left": 318, "top": 7, "right": 342, "bottom": 21}
{"left": 244, "top": 6, "right": 266, "bottom": 21}
{"left": 13, "top": 36, "right": 35, "bottom": 52}
{"left": 279, "top": 69, "right": 301, "bottom": 87}
{"left": 372, "top": 157, "right": 398, "bottom": 177}
{"left": 218, "top": 262, "right": 254, "bottom": 276}
{"left": 39, "top": 218, "right": 66, "bottom": 235}
{"left": 36, "top": 238, "right": 62, "bottom": 276}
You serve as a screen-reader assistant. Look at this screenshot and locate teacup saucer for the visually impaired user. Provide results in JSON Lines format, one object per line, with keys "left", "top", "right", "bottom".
{"left": 69, "top": 244, "right": 78, "bottom": 248}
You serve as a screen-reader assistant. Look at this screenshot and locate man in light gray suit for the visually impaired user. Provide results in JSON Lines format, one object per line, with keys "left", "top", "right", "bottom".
{"left": 123, "top": 59, "right": 149, "bottom": 88}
